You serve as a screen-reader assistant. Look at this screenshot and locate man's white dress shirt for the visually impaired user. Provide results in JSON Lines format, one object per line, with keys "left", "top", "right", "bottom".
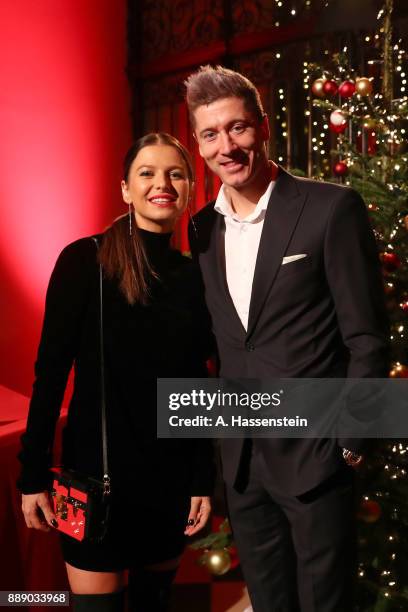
{"left": 214, "top": 179, "right": 276, "bottom": 330}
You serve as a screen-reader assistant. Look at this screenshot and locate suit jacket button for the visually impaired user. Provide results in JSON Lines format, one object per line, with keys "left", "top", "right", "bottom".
{"left": 245, "top": 343, "right": 255, "bottom": 352}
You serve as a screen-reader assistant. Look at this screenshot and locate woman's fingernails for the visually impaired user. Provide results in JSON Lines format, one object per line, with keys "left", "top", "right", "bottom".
{"left": 51, "top": 519, "right": 59, "bottom": 528}
{"left": 187, "top": 519, "right": 195, "bottom": 526}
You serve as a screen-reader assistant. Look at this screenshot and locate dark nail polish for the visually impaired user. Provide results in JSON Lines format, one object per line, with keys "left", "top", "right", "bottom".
{"left": 187, "top": 519, "right": 195, "bottom": 526}
{"left": 51, "top": 519, "right": 59, "bottom": 528}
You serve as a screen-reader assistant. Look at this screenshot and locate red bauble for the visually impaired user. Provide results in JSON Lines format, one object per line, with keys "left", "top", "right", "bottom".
{"left": 323, "top": 79, "right": 338, "bottom": 96}
{"left": 330, "top": 110, "right": 347, "bottom": 134}
{"left": 333, "top": 161, "right": 348, "bottom": 176}
{"left": 329, "top": 122, "right": 348, "bottom": 134}
{"left": 358, "top": 499, "right": 381, "bottom": 523}
{"left": 330, "top": 110, "right": 346, "bottom": 126}
{"left": 400, "top": 301, "right": 408, "bottom": 312}
{"left": 338, "top": 80, "right": 356, "bottom": 98}
{"left": 380, "top": 251, "right": 401, "bottom": 271}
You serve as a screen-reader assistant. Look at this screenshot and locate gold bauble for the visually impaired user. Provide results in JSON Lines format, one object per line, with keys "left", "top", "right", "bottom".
{"left": 363, "top": 115, "right": 376, "bottom": 130}
{"left": 203, "top": 548, "right": 231, "bottom": 575}
{"left": 404, "top": 214, "right": 408, "bottom": 231}
{"left": 356, "top": 77, "right": 373, "bottom": 96}
{"left": 311, "top": 78, "right": 326, "bottom": 98}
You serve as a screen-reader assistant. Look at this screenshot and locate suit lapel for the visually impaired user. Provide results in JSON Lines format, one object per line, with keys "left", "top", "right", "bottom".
{"left": 246, "top": 168, "right": 307, "bottom": 338}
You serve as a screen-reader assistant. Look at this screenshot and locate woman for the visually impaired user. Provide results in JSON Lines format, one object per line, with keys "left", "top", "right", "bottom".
{"left": 18, "top": 133, "right": 214, "bottom": 611}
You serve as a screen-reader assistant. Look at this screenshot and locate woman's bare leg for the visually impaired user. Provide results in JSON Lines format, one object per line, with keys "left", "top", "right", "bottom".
{"left": 65, "top": 563, "right": 127, "bottom": 593}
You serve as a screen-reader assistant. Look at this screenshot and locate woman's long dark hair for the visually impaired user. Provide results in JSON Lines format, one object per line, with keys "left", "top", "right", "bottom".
{"left": 99, "top": 133, "right": 194, "bottom": 305}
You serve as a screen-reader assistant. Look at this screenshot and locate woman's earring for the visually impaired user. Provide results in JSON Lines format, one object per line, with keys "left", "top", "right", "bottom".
{"left": 128, "top": 203, "right": 133, "bottom": 236}
{"left": 188, "top": 205, "right": 198, "bottom": 239}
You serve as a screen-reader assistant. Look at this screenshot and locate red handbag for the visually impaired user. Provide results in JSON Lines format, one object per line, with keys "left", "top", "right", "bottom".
{"left": 50, "top": 239, "right": 111, "bottom": 542}
{"left": 50, "top": 468, "right": 110, "bottom": 542}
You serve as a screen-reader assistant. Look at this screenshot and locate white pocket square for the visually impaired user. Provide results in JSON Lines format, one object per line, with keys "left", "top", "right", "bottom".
{"left": 282, "top": 254, "right": 307, "bottom": 265}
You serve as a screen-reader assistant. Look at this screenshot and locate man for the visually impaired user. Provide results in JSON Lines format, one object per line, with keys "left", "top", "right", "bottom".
{"left": 185, "top": 65, "right": 389, "bottom": 611}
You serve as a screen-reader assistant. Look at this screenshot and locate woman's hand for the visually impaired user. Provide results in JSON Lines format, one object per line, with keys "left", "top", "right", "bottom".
{"left": 184, "top": 496, "right": 211, "bottom": 536}
{"left": 21, "top": 491, "right": 58, "bottom": 532}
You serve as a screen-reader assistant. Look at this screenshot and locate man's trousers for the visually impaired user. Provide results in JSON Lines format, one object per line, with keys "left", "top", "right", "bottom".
{"left": 226, "top": 442, "right": 356, "bottom": 612}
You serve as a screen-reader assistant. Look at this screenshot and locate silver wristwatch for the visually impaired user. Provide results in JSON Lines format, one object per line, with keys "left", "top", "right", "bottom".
{"left": 342, "top": 448, "right": 363, "bottom": 466}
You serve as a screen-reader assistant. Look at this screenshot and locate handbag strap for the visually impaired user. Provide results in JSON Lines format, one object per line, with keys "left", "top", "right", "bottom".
{"left": 92, "top": 237, "right": 111, "bottom": 496}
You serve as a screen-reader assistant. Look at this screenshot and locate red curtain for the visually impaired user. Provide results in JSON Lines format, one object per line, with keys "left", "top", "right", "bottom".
{"left": 0, "top": 0, "right": 131, "bottom": 397}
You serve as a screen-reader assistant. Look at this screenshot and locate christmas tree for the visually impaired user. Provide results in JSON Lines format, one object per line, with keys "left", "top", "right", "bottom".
{"left": 294, "top": 0, "right": 408, "bottom": 612}
{"left": 294, "top": 1, "right": 408, "bottom": 608}
{"left": 307, "top": 4, "right": 408, "bottom": 375}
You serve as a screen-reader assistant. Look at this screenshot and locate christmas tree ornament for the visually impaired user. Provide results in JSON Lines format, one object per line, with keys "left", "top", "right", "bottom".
{"left": 333, "top": 161, "right": 348, "bottom": 176}
{"left": 403, "top": 214, "right": 408, "bottom": 231}
{"left": 356, "top": 77, "right": 373, "bottom": 96}
{"left": 201, "top": 549, "right": 231, "bottom": 575}
{"left": 311, "top": 78, "right": 326, "bottom": 97}
{"left": 323, "top": 79, "right": 338, "bottom": 96}
{"left": 390, "top": 364, "right": 408, "bottom": 378}
{"left": 380, "top": 252, "right": 401, "bottom": 271}
{"left": 329, "top": 123, "right": 347, "bottom": 134}
{"left": 338, "top": 80, "right": 356, "bottom": 98}
{"left": 400, "top": 301, "right": 408, "bottom": 312}
{"left": 329, "top": 110, "right": 347, "bottom": 135}
{"left": 358, "top": 499, "right": 382, "bottom": 523}
{"left": 363, "top": 115, "right": 376, "bottom": 130}
{"left": 330, "top": 110, "right": 347, "bottom": 126}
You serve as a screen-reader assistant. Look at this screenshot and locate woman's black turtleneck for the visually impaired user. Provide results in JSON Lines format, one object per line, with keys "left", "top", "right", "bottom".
{"left": 18, "top": 230, "right": 214, "bottom": 499}
{"left": 138, "top": 227, "right": 173, "bottom": 267}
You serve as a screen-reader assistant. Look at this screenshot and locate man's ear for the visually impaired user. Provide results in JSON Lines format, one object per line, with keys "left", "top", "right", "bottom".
{"left": 261, "top": 114, "right": 270, "bottom": 142}
{"left": 121, "top": 180, "right": 131, "bottom": 204}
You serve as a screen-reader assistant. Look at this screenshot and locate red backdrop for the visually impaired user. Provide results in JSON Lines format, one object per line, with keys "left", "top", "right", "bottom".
{"left": 0, "top": 0, "right": 131, "bottom": 396}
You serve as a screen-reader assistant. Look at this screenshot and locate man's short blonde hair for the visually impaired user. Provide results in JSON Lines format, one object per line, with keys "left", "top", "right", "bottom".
{"left": 184, "top": 65, "right": 265, "bottom": 126}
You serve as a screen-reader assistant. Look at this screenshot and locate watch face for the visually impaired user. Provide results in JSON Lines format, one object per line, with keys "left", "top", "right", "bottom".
{"left": 343, "top": 450, "right": 362, "bottom": 466}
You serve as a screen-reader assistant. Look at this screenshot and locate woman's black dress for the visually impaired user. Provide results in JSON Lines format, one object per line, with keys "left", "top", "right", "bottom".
{"left": 18, "top": 229, "right": 214, "bottom": 571}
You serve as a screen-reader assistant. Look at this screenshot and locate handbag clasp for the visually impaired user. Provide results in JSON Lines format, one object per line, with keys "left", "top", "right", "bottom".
{"left": 103, "top": 474, "right": 111, "bottom": 496}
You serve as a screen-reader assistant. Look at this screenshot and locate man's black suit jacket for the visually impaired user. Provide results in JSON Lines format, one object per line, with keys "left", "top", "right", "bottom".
{"left": 189, "top": 167, "right": 389, "bottom": 496}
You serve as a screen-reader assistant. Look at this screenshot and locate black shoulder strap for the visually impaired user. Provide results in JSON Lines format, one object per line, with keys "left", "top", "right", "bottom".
{"left": 92, "top": 237, "right": 111, "bottom": 496}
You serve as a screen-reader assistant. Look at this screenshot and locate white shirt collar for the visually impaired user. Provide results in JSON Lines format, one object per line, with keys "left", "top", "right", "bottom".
{"left": 214, "top": 176, "right": 276, "bottom": 224}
